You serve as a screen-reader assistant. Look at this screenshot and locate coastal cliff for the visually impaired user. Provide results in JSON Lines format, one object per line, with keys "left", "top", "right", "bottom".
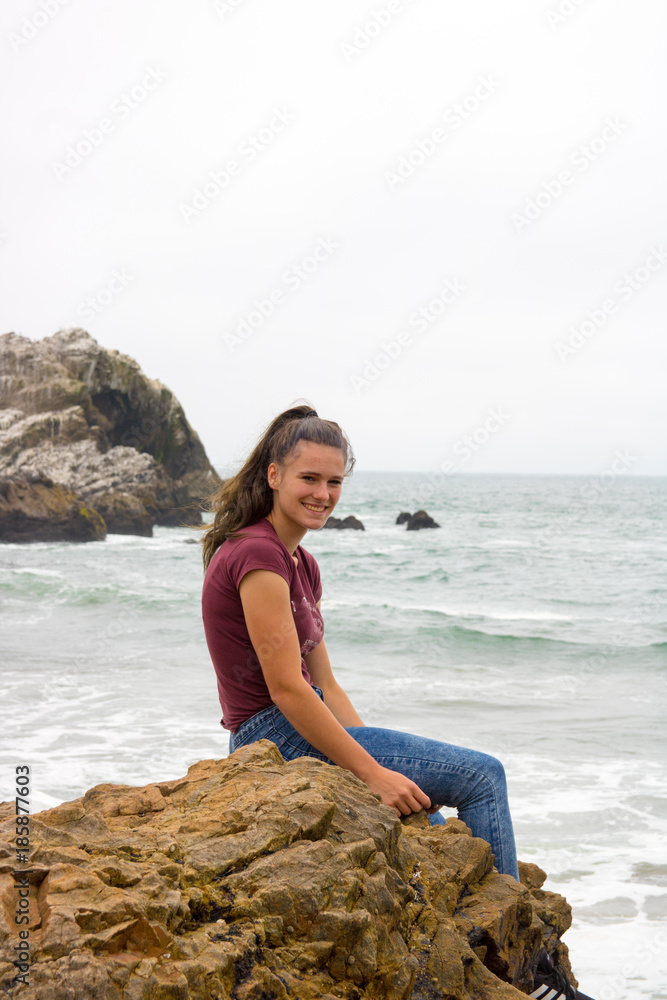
{"left": 0, "top": 741, "right": 577, "bottom": 1000}
{"left": 0, "top": 328, "right": 218, "bottom": 540}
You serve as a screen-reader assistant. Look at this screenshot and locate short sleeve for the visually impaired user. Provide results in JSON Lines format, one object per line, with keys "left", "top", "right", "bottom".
{"left": 225, "top": 534, "right": 294, "bottom": 591}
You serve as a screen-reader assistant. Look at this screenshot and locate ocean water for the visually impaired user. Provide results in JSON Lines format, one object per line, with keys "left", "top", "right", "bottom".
{"left": 1, "top": 472, "right": 666, "bottom": 998}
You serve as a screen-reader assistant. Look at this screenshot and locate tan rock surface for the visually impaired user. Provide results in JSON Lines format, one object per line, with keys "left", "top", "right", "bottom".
{"left": 0, "top": 742, "right": 576, "bottom": 999}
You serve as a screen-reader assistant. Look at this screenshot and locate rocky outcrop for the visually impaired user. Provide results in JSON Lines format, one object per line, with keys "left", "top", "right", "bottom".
{"left": 0, "top": 329, "right": 219, "bottom": 540}
{"left": 405, "top": 510, "right": 440, "bottom": 531}
{"left": 396, "top": 512, "right": 412, "bottom": 525}
{"left": 0, "top": 741, "right": 578, "bottom": 1000}
{"left": 323, "top": 515, "right": 365, "bottom": 531}
{"left": 0, "top": 473, "right": 106, "bottom": 542}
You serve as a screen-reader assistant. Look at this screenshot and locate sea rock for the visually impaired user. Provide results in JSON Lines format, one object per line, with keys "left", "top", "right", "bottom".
{"left": 406, "top": 510, "right": 440, "bottom": 531}
{"left": 323, "top": 515, "right": 365, "bottom": 530}
{"left": 396, "top": 512, "right": 411, "bottom": 525}
{"left": 0, "top": 473, "right": 106, "bottom": 542}
{"left": 0, "top": 741, "right": 578, "bottom": 1000}
{"left": 0, "top": 329, "right": 218, "bottom": 540}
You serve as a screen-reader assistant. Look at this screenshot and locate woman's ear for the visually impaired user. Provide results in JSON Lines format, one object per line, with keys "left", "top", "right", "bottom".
{"left": 267, "top": 462, "right": 279, "bottom": 489}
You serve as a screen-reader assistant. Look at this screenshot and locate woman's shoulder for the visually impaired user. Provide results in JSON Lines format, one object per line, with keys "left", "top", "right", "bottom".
{"left": 212, "top": 520, "right": 293, "bottom": 578}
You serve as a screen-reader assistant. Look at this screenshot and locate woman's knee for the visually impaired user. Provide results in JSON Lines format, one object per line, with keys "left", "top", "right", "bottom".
{"left": 475, "top": 751, "right": 508, "bottom": 794}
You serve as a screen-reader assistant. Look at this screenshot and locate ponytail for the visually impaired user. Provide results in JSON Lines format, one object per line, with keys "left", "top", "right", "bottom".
{"left": 200, "top": 402, "right": 354, "bottom": 570}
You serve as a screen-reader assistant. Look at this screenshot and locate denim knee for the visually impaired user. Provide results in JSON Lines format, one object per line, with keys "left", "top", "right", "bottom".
{"left": 476, "top": 752, "right": 508, "bottom": 797}
{"left": 485, "top": 753, "right": 508, "bottom": 789}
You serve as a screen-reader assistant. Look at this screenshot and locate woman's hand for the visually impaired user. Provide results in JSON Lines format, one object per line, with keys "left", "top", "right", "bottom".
{"left": 363, "top": 764, "right": 431, "bottom": 818}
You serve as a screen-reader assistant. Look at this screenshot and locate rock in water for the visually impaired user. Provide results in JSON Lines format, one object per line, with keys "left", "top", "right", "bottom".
{"left": 323, "top": 514, "right": 365, "bottom": 530}
{"left": 0, "top": 328, "right": 218, "bottom": 540}
{"left": 406, "top": 510, "right": 440, "bottom": 530}
{"left": 396, "top": 512, "right": 412, "bottom": 525}
{"left": 0, "top": 473, "right": 106, "bottom": 542}
{"left": 0, "top": 741, "right": 578, "bottom": 999}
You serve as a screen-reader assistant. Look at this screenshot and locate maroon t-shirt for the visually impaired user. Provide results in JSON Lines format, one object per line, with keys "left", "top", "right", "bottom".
{"left": 202, "top": 518, "right": 324, "bottom": 732}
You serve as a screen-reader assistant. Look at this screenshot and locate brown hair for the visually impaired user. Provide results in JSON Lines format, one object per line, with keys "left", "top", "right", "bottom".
{"left": 200, "top": 401, "right": 354, "bottom": 570}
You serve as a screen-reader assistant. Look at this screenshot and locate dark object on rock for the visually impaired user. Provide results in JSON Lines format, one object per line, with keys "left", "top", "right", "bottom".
{"left": 0, "top": 740, "right": 579, "bottom": 999}
{"left": 396, "top": 511, "right": 412, "bottom": 525}
{"left": 406, "top": 509, "right": 440, "bottom": 530}
{"left": 0, "top": 473, "right": 106, "bottom": 542}
{"left": 0, "top": 328, "right": 219, "bottom": 541}
{"left": 323, "top": 514, "right": 365, "bottom": 530}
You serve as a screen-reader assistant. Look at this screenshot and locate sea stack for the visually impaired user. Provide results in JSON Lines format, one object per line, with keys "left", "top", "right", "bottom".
{"left": 0, "top": 328, "right": 218, "bottom": 541}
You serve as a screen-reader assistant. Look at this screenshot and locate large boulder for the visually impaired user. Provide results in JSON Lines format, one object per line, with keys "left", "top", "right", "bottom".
{"left": 0, "top": 329, "right": 219, "bottom": 540}
{"left": 0, "top": 741, "right": 579, "bottom": 1000}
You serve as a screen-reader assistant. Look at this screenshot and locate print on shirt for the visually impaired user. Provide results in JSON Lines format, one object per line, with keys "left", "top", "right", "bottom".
{"left": 293, "top": 595, "right": 323, "bottom": 656}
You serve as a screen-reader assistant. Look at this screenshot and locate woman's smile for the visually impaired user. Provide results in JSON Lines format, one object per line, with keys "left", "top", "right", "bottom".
{"left": 302, "top": 501, "right": 328, "bottom": 513}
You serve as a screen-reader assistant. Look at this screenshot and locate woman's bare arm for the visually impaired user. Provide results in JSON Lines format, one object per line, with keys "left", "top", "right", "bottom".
{"left": 305, "top": 638, "right": 365, "bottom": 727}
{"left": 238, "top": 569, "right": 431, "bottom": 817}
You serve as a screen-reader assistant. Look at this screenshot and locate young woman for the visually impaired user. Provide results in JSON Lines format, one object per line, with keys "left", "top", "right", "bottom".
{"left": 201, "top": 404, "right": 594, "bottom": 1000}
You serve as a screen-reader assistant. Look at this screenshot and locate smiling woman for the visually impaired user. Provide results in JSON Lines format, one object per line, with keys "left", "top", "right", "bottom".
{"left": 199, "top": 403, "right": 516, "bottom": 838}
{"left": 199, "top": 403, "right": 597, "bottom": 998}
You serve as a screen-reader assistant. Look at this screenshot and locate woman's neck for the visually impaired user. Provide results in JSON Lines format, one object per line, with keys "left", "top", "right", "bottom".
{"left": 264, "top": 511, "right": 306, "bottom": 559}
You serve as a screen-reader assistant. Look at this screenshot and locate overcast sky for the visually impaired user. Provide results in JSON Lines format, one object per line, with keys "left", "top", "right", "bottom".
{"left": 2, "top": 0, "right": 666, "bottom": 475}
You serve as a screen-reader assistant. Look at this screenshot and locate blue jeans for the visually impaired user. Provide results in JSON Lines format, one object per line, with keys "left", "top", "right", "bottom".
{"left": 228, "top": 686, "right": 519, "bottom": 879}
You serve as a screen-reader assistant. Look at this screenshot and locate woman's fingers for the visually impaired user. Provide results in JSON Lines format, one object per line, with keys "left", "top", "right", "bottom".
{"left": 370, "top": 767, "right": 431, "bottom": 816}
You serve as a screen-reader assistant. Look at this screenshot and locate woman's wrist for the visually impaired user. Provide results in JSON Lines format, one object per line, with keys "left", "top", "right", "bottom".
{"left": 349, "top": 755, "right": 384, "bottom": 784}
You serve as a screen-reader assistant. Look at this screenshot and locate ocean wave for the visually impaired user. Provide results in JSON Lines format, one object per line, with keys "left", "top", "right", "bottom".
{"left": 322, "top": 597, "right": 571, "bottom": 623}
{"left": 404, "top": 569, "right": 450, "bottom": 583}
{"left": 418, "top": 604, "right": 572, "bottom": 623}
{"left": 447, "top": 624, "right": 575, "bottom": 646}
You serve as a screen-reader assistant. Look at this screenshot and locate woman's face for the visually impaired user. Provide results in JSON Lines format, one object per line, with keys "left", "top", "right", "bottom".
{"left": 267, "top": 441, "right": 345, "bottom": 529}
